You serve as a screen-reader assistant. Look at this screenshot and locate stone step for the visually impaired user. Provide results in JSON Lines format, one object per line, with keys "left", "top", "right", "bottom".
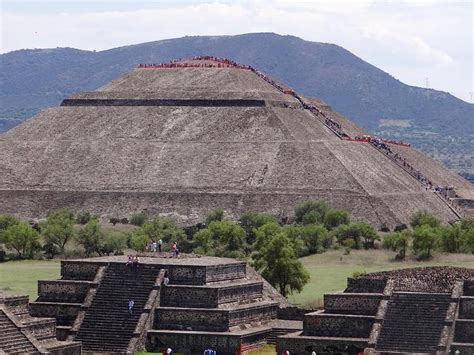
{"left": 375, "top": 292, "right": 451, "bottom": 353}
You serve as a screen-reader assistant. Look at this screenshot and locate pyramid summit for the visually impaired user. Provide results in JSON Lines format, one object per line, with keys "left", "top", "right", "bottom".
{"left": 0, "top": 56, "right": 472, "bottom": 226}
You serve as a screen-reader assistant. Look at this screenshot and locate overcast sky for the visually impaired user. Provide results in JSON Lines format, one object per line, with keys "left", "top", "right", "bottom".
{"left": 1, "top": 0, "right": 473, "bottom": 102}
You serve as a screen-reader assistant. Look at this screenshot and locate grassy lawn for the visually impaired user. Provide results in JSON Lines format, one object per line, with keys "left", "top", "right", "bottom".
{"left": 0, "top": 259, "right": 60, "bottom": 299}
{"left": 289, "top": 249, "right": 474, "bottom": 306}
{"left": 1, "top": 249, "right": 473, "bottom": 306}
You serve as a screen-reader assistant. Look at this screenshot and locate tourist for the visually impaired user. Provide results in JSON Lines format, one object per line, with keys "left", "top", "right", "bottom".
{"left": 133, "top": 255, "right": 140, "bottom": 268}
{"left": 163, "top": 271, "right": 170, "bottom": 286}
{"left": 171, "top": 242, "right": 177, "bottom": 257}
{"left": 128, "top": 299, "right": 134, "bottom": 314}
{"left": 166, "top": 348, "right": 172, "bottom": 355}
{"left": 126, "top": 255, "right": 133, "bottom": 268}
{"left": 158, "top": 239, "right": 163, "bottom": 253}
{"left": 152, "top": 241, "right": 157, "bottom": 253}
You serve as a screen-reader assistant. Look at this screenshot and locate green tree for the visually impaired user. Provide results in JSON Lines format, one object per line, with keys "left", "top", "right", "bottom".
{"left": 253, "top": 232, "right": 309, "bottom": 297}
{"left": 239, "top": 211, "right": 278, "bottom": 244}
{"left": 295, "top": 200, "right": 328, "bottom": 225}
{"left": 410, "top": 210, "right": 441, "bottom": 229}
{"left": 460, "top": 220, "right": 474, "bottom": 253}
{"left": 332, "top": 222, "right": 379, "bottom": 250}
{"left": 129, "top": 211, "right": 148, "bottom": 226}
{"left": 283, "top": 224, "right": 329, "bottom": 256}
{"left": 101, "top": 232, "right": 127, "bottom": 255}
{"left": 439, "top": 224, "right": 461, "bottom": 253}
{"left": 0, "top": 214, "right": 19, "bottom": 231}
{"left": 142, "top": 217, "right": 186, "bottom": 244}
{"left": 194, "top": 220, "right": 246, "bottom": 257}
{"left": 323, "top": 208, "right": 350, "bottom": 230}
{"left": 382, "top": 230, "right": 411, "bottom": 260}
{"left": 42, "top": 209, "right": 75, "bottom": 253}
{"left": 3, "top": 221, "right": 41, "bottom": 258}
{"left": 205, "top": 208, "right": 225, "bottom": 225}
{"left": 76, "top": 210, "right": 92, "bottom": 224}
{"left": 412, "top": 225, "right": 440, "bottom": 260}
{"left": 76, "top": 219, "right": 104, "bottom": 257}
{"left": 129, "top": 230, "right": 149, "bottom": 252}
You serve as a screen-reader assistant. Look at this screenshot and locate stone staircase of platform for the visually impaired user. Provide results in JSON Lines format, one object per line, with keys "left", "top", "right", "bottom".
{"left": 75, "top": 263, "right": 159, "bottom": 353}
{"left": 451, "top": 280, "right": 474, "bottom": 353}
{"left": 375, "top": 292, "right": 452, "bottom": 353}
{"left": 0, "top": 308, "right": 39, "bottom": 354}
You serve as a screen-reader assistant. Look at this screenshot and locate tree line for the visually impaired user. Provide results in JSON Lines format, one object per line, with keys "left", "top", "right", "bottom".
{"left": 1, "top": 202, "right": 473, "bottom": 297}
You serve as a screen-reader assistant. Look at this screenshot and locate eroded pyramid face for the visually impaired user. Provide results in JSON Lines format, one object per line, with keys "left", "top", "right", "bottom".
{"left": 0, "top": 57, "right": 471, "bottom": 226}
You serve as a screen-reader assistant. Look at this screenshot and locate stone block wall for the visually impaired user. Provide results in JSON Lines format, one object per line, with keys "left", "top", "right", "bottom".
{"left": 29, "top": 302, "right": 81, "bottom": 326}
{"left": 277, "top": 333, "right": 368, "bottom": 354}
{"left": 61, "top": 98, "right": 267, "bottom": 107}
{"left": 1, "top": 295, "right": 29, "bottom": 315}
{"left": 154, "top": 308, "right": 228, "bottom": 331}
{"left": 205, "top": 263, "right": 247, "bottom": 283}
{"left": 324, "top": 293, "right": 382, "bottom": 315}
{"left": 61, "top": 261, "right": 104, "bottom": 281}
{"left": 161, "top": 286, "right": 218, "bottom": 308}
{"left": 228, "top": 303, "right": 278, "bottom": 326}
{"left": 345, "top": 278, "right": 386, "bottom": 293}
{"left": 218, "top": 282, "right": 262, "bottom": 304}
{"left": 168, "top": 265, "right": 207, "bottom": 285}
{"left": 454, "top": 319, "right": 474, "bottom": 343}
{"left": 459, "top": 296, "right": 474, "bottom": 318}
{"left": 147, "top": 330, "right": 242, "bottom": 352}
{"left": 23, "top": 318, "right": 56, "bottom": 340}
{"left": 304, "top": 312, "right": 374, "bottom": 338}
{"left": 463, "top": 280, "right": 474, "bottom": 296}
{"left": 37, "top": 280, "right": 94, "bottom": 303}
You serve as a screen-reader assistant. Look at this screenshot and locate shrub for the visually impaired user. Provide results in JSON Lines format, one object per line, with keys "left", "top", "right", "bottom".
{"left": 412, "top": 225, "right": 440, "bottom": 260}
{"left": 42, "top": 209, "right": 75, "bottom": 253}
{"left": 410, "top": 211, "right": 440, "bottom": 229}
{"left": 120, "top": 218, "right": 129, "bottom": 224}
{"left": 2, "top": 221, "right": 41, "bottom": 258}
{"left": 382, "top": 230, "right": 411, "bottom": 260}
{"left": 323, "top": 208, "right": 350, "bottom": 230}
{"left": 109, "top": 217, "right": 120, "bottom": 226}
{"left": 295, "top": 200, "right": 328, "bottom": 225}
{"left": 239, "top": 211, "right": 278, "bottom": 244}
{"left": 129, "top": 231, "right": 149, "bottom": 252}
{"left": 129, "top": 212, "right": 148, "bottom": 226}
{"left": 76, "top": 210, "right": 92, "bottom": 225}
{"left": 394, "top": 223, "right": 408, "bottom": 232}
{"left": 76, "top": 220, "right": 105, "bottom": 257}
{"left": 205, "top": 208, "right": 225, "bottom": 225}
{"left": 101, "top": 232, "right": 127, "bottom": 255}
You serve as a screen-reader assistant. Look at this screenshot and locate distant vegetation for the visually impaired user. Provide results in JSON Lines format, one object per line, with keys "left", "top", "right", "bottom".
{"left": 1, "top": 202, "right": 473, "bottom": 297}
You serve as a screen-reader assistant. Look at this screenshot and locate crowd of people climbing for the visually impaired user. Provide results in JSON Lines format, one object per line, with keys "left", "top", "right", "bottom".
{"left": 137, "top": 56, "right": 461, "bottom": 216}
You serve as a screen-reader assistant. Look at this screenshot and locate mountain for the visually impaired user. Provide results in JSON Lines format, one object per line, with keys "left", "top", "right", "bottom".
{"left": 1, "top": 33, "right": 472, "bottom": 176}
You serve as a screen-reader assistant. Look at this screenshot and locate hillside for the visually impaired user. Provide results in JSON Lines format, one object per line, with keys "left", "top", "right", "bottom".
{"left": 1, "top": 33, "right": 472, "bottom": 176}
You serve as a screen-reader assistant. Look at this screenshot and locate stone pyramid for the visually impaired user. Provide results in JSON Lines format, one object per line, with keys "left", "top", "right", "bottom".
{"left": 0, "top": 57, "right": 472, "bottom": 227}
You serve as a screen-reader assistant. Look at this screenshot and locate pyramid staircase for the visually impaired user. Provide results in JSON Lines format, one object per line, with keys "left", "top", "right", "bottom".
{"left": 75, "top": 263, "right": 160, "bottom": 353}
{"left": 0, "top": 295, "right": 80, "bottom": 354}
{"left": 0, "top": 309, "right": 38, "bottom": 354}
{"left": 375, "top": 292, "right": 452, "bottom": 353}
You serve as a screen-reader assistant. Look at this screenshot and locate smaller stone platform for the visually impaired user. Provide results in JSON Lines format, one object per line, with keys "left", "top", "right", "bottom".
{"left": 277, "top": 267, "right": 474, "bottom": 355}
{"left": 0, "top": 294, "right": 81, "bottom": 354}
{"left": 29, "top": 254, "right": 300, "bottom": 353}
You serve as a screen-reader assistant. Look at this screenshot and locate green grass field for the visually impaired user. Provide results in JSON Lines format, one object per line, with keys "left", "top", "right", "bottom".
{"left": 0, "top": 259, "right": 60, "bottom": 299}
{"left": 1, "top": 250, "right": 473, "bottom": 305}
{"left": 290, "top": 249, "right": 474, "bottom": 305}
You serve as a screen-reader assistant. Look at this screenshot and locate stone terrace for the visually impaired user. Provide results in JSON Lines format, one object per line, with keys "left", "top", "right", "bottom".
{"left": 0, "top": 294, "right": 81, "bottom": 354}
{"left": 29, "top": 254, "right": 301, "bottom": 354}
{"left": 277, "top": 267, "right": 474, "bottom": 355}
